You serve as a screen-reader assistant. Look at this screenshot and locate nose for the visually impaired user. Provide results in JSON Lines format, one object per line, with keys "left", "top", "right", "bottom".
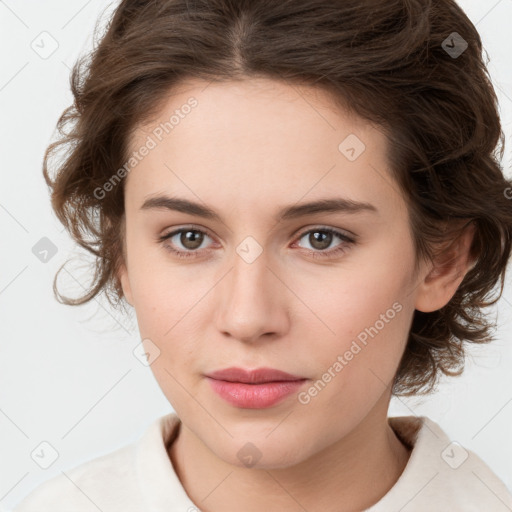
{"left": 213, "top": 247, "right": 290, "bottom": 344}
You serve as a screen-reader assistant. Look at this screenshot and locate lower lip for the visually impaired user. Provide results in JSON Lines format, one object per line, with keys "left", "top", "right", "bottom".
{"left": 206, "top": 377, "right": 307, "bottom": 409}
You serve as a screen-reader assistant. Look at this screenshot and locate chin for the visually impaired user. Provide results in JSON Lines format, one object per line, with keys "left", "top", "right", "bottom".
{"left": 211, "top": 436, "right": 309, "bottom": 471}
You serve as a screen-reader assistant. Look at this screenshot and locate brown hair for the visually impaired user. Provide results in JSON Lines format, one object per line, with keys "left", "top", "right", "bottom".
{"left": 43, "top": 0, "right": 512, "bottom": 396}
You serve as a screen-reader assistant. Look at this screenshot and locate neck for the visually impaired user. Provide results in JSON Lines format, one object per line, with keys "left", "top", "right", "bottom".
{"left": 168, "top": 402, "right": 411, "bottom": 512}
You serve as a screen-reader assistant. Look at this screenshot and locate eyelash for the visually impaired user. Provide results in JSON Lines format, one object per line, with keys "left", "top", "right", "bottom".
{"left": 157, "top": 226, "right": 355, "bottom": 261}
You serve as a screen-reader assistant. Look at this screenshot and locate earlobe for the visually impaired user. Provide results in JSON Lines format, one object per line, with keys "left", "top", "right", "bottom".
{"left": 414, "top": 222, "right": 476, "bottom": 313}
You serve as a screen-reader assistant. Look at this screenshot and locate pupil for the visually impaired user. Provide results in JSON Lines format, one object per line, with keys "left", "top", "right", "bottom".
{"left": 311, "top": 231, "right": 331, "bottom": 250}
{"left": 182, "top": 230, "right": 202, "bottom": 249}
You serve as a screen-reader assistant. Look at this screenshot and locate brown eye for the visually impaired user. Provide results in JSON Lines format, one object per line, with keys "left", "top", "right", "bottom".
{"left": 178, "top": 229, "right": 204, "bottom": 250}
{"left": 307, "top": 230, "right": 333, "bottom": 250}
{"left": 158, "top": 227, "right": 214, "bottom": 259}
{"left": 294, "top": 227, "right": 355, "bottom": 259}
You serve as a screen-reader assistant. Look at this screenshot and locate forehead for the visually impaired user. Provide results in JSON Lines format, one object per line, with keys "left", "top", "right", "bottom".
{"left": 125, "top": 78, "right": 404, "bottom": 219}
{"left": 130, "top": 77, "right": 374, "bottom": 154}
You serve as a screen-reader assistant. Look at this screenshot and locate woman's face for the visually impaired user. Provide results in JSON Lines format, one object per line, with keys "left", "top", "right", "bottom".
{"left": 118, "top": 77, "right": 427, "bottom": 469}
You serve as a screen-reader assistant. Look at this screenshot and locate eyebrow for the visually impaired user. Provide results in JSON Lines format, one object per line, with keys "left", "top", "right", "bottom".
{"left": 140, "top": 195, "right": 378, "bottom": 222}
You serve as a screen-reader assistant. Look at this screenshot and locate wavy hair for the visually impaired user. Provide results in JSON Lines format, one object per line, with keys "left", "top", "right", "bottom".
{"left": 43, "top": 0, "right": 512, "bottom": 396}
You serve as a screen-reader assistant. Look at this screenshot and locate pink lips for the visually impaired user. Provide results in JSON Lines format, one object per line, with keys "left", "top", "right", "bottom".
{"left": 205, "top": 367, "right": 308, "bottom": 409}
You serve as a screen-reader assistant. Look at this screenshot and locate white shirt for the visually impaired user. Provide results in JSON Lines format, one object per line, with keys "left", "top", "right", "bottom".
{"left": 12, "top": 413, "right": 512, "bottom": 512}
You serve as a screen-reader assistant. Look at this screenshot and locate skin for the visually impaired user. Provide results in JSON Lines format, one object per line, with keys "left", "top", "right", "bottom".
{"left": 118, "top": 77, "right": 475, "bottom": 512}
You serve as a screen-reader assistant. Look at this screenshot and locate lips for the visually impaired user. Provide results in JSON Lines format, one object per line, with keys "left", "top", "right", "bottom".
{"left": 205, "top": 367, "right": 305, "bottom": 384}
{"left": 205, "top": 367, "right": 309, "bottom": 408}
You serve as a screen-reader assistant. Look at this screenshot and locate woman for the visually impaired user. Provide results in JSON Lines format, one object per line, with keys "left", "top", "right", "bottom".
{"left": 13, "top": 0, "right": 512, "bottom": 510}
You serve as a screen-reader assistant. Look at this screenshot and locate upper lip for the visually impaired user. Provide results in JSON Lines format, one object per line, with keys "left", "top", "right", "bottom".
{"left": 206, "top": 367, "right": 306, "bottom": 384}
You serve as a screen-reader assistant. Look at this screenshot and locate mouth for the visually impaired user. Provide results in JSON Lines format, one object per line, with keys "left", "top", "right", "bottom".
{"left": 204, "top": 367, "right": 308, "bottom": 409}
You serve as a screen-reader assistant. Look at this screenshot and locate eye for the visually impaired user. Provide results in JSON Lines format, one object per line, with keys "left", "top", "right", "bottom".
{"left": 293, "top": 227, "right": 355, "bottom": 259}
{"left": 158, "top": 227, "right": 215, "bottom": 260}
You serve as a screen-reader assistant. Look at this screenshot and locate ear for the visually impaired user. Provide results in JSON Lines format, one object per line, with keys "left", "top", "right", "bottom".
{"left": 118, "top": 261, "right": 134, "bottom": 307}
{"left": 414, "top": 222, "right": 476, "bottom": 313}
{"left": 116, "top": 214, "right": 134, "bottom": 307}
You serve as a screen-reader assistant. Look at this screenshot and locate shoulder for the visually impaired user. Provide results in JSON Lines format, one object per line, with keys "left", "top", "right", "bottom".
{"left": 11, "top": 414, "right": 179, "bottom": 512}
{"left": 12, "top": 441, "right": 140, "bottom": 512}
{"left": 368, "top": 415, "right": 512, "bottom": 511}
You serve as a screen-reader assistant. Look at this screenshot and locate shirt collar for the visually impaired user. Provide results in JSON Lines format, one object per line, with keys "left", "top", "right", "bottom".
{"left": 135, "top": 412, "right": 197, "bottom": 511}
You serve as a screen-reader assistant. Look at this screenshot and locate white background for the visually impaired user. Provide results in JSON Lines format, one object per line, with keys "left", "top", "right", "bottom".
{"left": 1, "top": 0, "right": 511, "bottom": 510}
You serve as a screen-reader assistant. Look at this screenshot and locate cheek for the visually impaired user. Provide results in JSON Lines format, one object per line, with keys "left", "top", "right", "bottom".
{"left": 125, "top": 254, "right": 205, "bottom": 365}
{"left": 299, "top": 257, "right": 411, "bottom": 341}
{"left": 310, "top": 283, "right": 409, "bottom": 384}
{"left": 125, "top": 246, "right": 191, "bottom": 334}
{"left": 297, "top": 286, "right": 411, "bottom": 418}
{"left": 132, "top": 288, "right": 202, "bottom": 411}
{"left": 299, "top": 238, "right": 415, "bottom": 381}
